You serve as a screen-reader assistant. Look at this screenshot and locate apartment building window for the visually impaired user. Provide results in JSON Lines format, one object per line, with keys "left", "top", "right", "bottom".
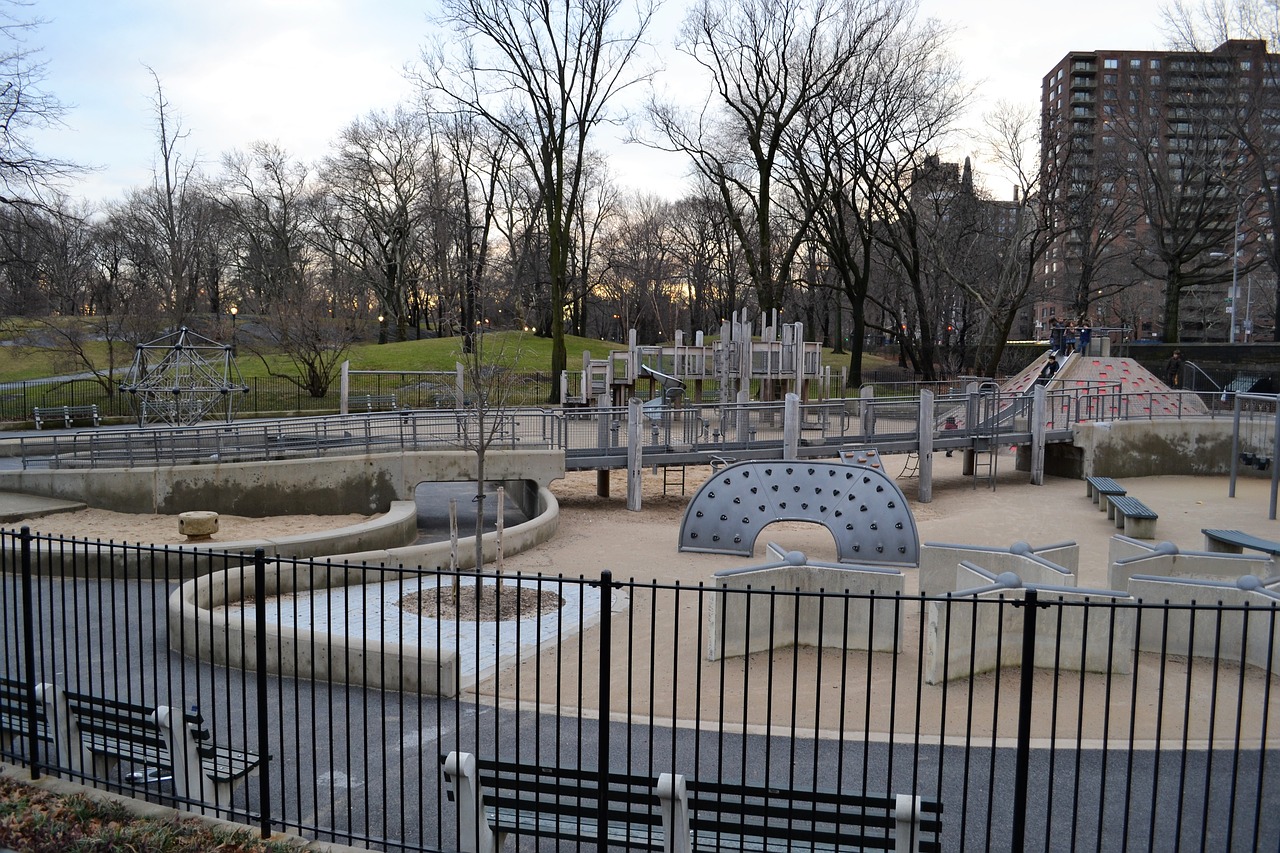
{"left": 1130, "top": 58, "right": 1142, "bottom": 68}
{"left": 1104, "top": 58, "right": 1118, "bottom": 69}
{"left": 1103, "top": 73, "right": 1117, "bottom": 83}
{"left": 1150, "top": 59, "right": 1161, "bottom": 69}
{"left": 1242, "top": 60, "right": 1252, "bottom": 70}
{"left": 1151, "top": 74, "right": 1161, "bottom": 85}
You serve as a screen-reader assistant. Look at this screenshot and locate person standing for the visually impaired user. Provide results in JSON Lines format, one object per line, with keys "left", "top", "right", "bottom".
{"left": 1164, "top": 349, "right": 1184, "bottom": 389}
{"left": 1078, "top": 325, "right": 1092, "bottom": 356}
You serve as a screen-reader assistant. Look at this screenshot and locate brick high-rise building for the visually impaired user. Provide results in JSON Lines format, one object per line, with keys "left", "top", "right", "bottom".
{"left": 1039, "top": 39, "right": 1276, "bottom": 342}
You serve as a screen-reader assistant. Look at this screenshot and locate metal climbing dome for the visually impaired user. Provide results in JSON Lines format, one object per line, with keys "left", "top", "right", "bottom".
{"left": 120, "top": 327, "right": 249, "bottom": 427}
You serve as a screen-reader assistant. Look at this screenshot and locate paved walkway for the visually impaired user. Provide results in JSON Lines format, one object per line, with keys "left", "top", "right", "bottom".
{"left": 0, "top": 491, "right": 84, "bottom": 524}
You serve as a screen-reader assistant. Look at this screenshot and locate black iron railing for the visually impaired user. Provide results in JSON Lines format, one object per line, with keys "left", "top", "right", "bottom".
{"left": 1, "top": 529, "right": 1277, "bottom": 851}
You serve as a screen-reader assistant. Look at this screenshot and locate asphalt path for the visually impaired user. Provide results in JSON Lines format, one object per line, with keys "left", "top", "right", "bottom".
{"left": 7, "top": 570, "right": 1278, "bottom": 852}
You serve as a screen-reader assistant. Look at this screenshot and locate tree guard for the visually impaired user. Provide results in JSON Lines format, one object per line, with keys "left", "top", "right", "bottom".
{"left": 679, "top": 460, "right": 919, "bottom": 566}
{"left": 120, "top": 327, "right": 249, "bottom": 427}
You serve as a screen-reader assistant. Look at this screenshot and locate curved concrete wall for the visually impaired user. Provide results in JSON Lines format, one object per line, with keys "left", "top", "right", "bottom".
{"left": 4, "top": 501, "right": 421, "bottom": 579}
{"left": 0, "top": 449, "right": 565, "bottom": 516}
{"left": 166, "top": 486, "right": 560, "bottom": 697}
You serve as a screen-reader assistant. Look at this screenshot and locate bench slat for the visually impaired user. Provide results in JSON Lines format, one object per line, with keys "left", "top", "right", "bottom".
{"left": 1202, "top": 528, "right": 1280, "bottom": 556}
{"left": 449, "top": 754, "right": 941, "bottom": 853}
{"left": 1108, "top": 496, "right": 1157, "bottom": 519}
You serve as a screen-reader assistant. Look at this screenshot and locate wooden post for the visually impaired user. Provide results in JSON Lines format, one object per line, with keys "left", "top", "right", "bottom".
{"left": 783, "top": 393, "right": 800, "bottom": 458}
{"left": 1030, "top": 385, "right": 1046, "bottom": 485}
{"left": 339, "top": 360, "right": 350, "bottom": 415}
{"left": 495, "top": 486, "right": 505, "bottom": 590}
{"left": 627, "top": 397, "right": 643, "bottom": 511}
{"left": 449, "top": 498, "right": 459, "bottom": 571}
{"left": 918, "top": 389, "right": 934, "bottom": 503}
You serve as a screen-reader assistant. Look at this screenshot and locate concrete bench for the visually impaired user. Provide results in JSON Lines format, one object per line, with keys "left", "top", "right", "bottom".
{"left": 1108, "top": 495, "right": 1158, "bottom": 539}
{"left": 1085, "top": 476, "right": 1126, "bottom": 511}
{"left": 1202, "top": 528, "right": 1280, "bottom": 556}
{"left": 33, "top": 404, "right": 101, "bottom": 429}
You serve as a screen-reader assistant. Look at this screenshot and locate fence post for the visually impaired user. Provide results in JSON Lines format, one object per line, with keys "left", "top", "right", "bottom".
{"left": 1011, "top": 588, "right": 1040, "bottom": 853}
{"left": 254, "top": 548, "right": 272, "bottom": 838}
{"left": 596, "top": 570, "right": 613, "bottom": 853}
{"left": 19, "top": 527, "right": 39, "bottom": 779}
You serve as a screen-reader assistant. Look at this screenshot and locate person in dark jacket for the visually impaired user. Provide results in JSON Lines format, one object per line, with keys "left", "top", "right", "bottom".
{"left": 1164, "top": 349, "right": 1183, "bottom": 389}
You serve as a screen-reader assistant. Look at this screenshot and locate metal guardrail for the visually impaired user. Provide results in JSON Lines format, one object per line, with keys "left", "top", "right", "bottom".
{"left": 15, "top": 390, "right": 1223, "bottom": 471}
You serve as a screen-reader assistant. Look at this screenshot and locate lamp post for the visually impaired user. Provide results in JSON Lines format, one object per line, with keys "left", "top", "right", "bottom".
{"left": 229, "top": 305, "right": 238, "bottom": 355}
{"left": 377, "top": 314, "right": 386, "bottom": 345}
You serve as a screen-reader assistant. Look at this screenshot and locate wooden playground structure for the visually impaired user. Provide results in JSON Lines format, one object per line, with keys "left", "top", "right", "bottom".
{"left": 561, "top": 311, "right": 831, "bottom": 407}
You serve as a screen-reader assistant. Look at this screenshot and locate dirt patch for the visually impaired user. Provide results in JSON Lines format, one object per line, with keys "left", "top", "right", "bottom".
{"left": 400, "top": 585, "right": 563, "bottom": 621}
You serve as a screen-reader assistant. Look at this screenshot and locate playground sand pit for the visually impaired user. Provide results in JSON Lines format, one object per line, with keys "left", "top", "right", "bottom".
{"left": 5, "top": 507, "right": 372, "bottom": 544}
{"left": 538, "top": 455, "right": 1280, "bottom": 591}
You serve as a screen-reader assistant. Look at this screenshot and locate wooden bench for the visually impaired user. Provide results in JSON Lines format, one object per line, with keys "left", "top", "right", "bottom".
{"left": 1202, "top": 528, "right": 1280, "bottom": 556}
{"left": 684, "top": 777, "right": 941, "bottom": 853}
{"left": 1107, "top": 495, "right": 1158, "bottom": 539}
{"left": 442, "top": 751, "right": 940, "bottom": 853}
{"left": 36, "top": 683, "right": 260, "bottom": 813}
{"left": 33, "top": 404, "right": 101, "bottom": 429}
{"left": 350, "top": 393, "right": 398, "bottom": 412}
{"left": 1084, "top": 476, "right": 1126, "bottom": 511}
{"left": 0, "top": 676, "right": 49, "bottom": 753}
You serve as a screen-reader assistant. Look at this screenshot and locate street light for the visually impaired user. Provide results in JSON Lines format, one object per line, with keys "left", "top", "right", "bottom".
{"left": 229, "top": 305, "right": 238, "bottom": 355}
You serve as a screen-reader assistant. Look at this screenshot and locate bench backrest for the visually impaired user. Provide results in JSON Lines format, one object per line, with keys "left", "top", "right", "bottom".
{"left": 685, "top": 778, "right": 942, "bottom": 852}
{"left": 63, "top": 691, "right": 170, "bottom": 754}
{"left": 460, "top": 757, "right": 665, "bottom": 844}
{"left": 0, "top": 676, "right": 45, "bottom": 742}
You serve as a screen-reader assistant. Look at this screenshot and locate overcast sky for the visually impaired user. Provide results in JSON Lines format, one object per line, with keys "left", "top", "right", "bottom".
{"left": 26, "top": 0, "right": 1170, "bottom": 206}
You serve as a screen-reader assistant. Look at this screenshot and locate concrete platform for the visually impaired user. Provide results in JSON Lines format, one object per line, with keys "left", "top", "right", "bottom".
{"left": 0, "top": 490, "right": 86, "bottom": 524}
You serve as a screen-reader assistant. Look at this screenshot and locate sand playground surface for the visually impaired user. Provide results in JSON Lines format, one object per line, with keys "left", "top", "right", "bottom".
{"left": 9, "top": 452, "right": 1280, "bottom": 590}
{"left": 10, "top": 454, "right": 1280, "bottom": 739}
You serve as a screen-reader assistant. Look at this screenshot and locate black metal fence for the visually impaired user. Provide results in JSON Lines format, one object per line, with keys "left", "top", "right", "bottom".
{"left": 1, "top": 529, "right": 1277, "bottom": 852}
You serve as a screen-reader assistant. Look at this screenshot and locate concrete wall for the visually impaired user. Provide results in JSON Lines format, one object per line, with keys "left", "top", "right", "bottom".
{"left": 923, "top": 566, "right": 1135, "bottom": 684}
{"left": 706, "top": 565, "right": 904, "bottom": 660}
{"left": 167, "top": 486, "right": 560, "bottom": 696}
{"left": 4, "top": 501, "right": 421, "bottom": 579}
{"left": 1109, "top": 546, "right": 1273, "bottom": 592}
{"left": 1127, "top": 576, "right": 1280, "bottom": 674}
{"left": 1074, "top": 420, "right": 1235, "bottom": 479}
{"left": 919, "top": 541, "right": 1078, "bottom": 595}
{"left": 0, "top": 449, "right": 565, "bottom": 516}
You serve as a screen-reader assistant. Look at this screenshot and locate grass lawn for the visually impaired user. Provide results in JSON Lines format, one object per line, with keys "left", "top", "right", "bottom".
{"left": 2, "top": 329, "right": 891, "bottom": 386}
{"left": 0, "top": 775, "right": 292, "bottom": 852}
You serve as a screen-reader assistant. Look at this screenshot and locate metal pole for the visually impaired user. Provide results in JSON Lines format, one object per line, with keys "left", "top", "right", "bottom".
{"left": 1011, "top": 589, "right": 1040, "bottom": 853}
{"left": 1270, "top": 398, "right": 1280, "bottom": 520}
{"left": 596, "top": 570, "right": 613, "bottom": 853}
{"left": 254, "top": 548, "right": 272, "bottom": 838}
{"left": 1231, "top": 206, "right": 1240, "bottom": 343}
{"left": 1230, "top": 393, "right": 1242, "bottom": 498}
{"left": 20, "top": 527, "right": 39, "bottom": 779}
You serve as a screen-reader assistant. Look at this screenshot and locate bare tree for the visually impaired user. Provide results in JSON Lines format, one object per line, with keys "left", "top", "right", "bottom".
{"left": 218, "top": 142, "right": 311, "bottom": 309}
{"left": 1163, "top": 2, "right": 1280, "bottom": 339}
{"left": 646, "top": 0, "right": 903, "bottom": 320}
{"left": 420, "top": 0, "right": 656, "bottom": 401}
{"left": 456, "top": 329, "right": 526, "bottom": 573}
{"left": 1110, "top": 68, "right": 1244, "bottom": 342}
{"left": 0, "top": 1, "right": 75, "bottom": 210}
{"left": 136, "top": 68, "right": 206, "bottom": 319}
{"left": 784, "top": 6, "right": 963, "bottom": 383}
{"left": 314, "top": 108, "right": 435, "bottom": 343}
